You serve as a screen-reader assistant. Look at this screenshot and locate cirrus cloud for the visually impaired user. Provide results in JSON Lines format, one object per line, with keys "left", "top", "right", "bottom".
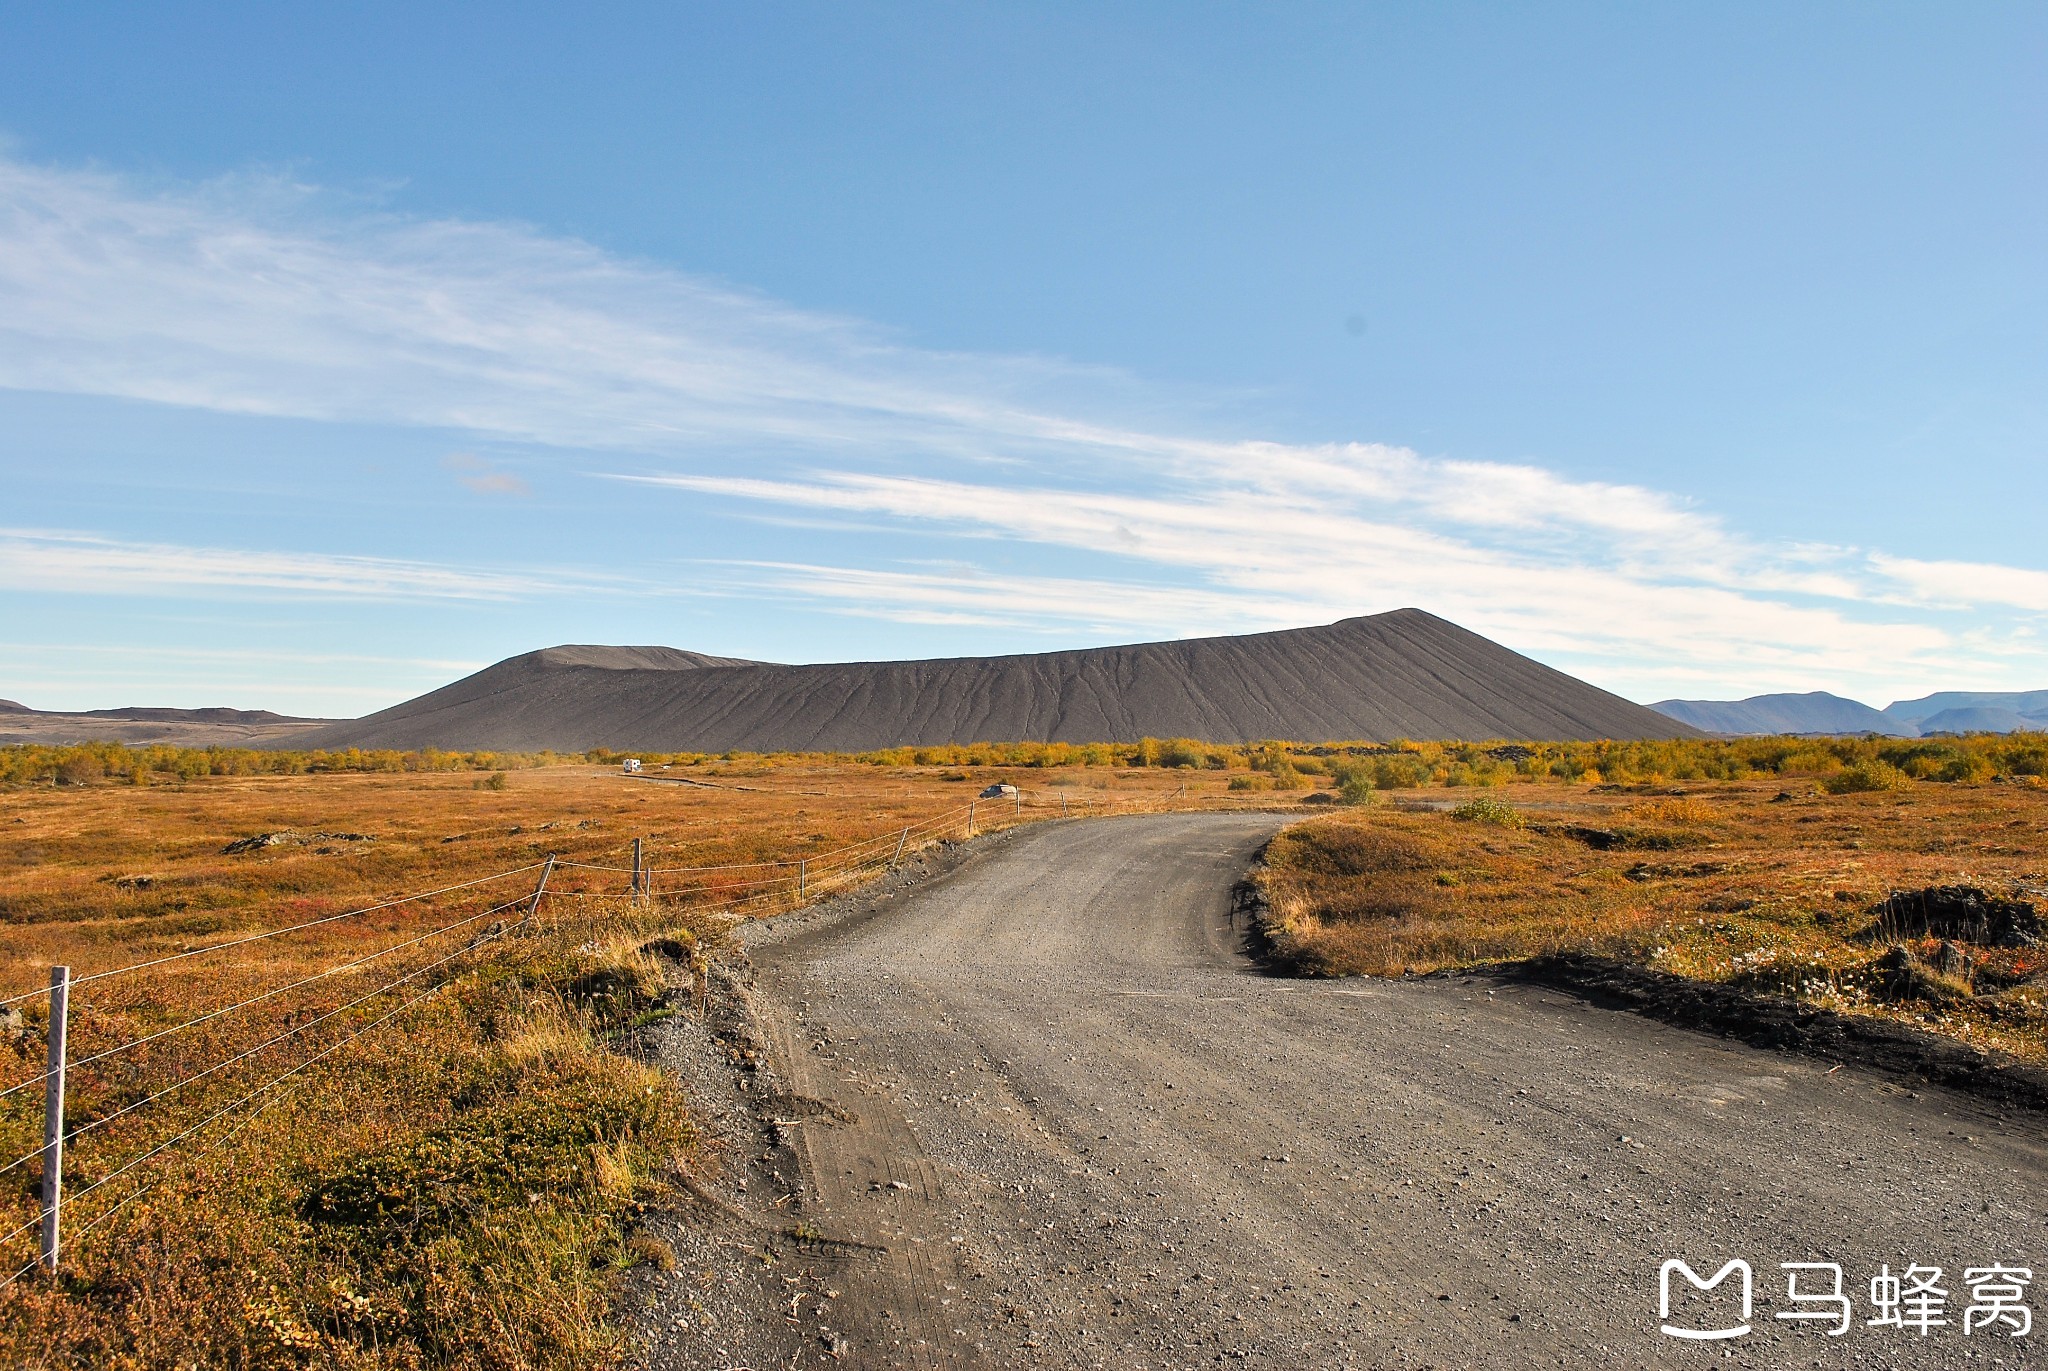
{"left": 2, "top": 151, "right": 2047, "bottom": 706}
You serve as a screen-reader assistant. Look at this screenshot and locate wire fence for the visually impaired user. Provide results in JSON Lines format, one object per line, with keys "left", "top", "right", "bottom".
{"left": 0, "top": 778, "right": 1164, "bottom": 1288}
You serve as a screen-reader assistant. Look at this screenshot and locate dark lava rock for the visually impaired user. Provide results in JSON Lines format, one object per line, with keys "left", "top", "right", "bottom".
{"left": 1865, "top": 886, "right": 2041, "bottom": 948}
{"left": 222, "top": 830, "right": 302, "bottom": 854}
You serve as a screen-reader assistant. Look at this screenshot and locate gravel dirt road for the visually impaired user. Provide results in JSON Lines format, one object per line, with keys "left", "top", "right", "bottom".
{"left": 640, "top": 813, "right": 2047, "bottom": 1369}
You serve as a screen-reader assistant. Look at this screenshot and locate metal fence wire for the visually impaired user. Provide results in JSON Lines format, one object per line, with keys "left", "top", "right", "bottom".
{"left": 0, "top": 784, "right": 1130, "bottom": 1285}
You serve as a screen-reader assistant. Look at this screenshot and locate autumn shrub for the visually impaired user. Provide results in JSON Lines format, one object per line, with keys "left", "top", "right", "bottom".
{"left": 13, "top": 731, "right": 2047, "bottom": 796}
{"left": 1935, "top": 752, "right": 1995, "bottom": 784}
{"left": 1776, "top": 746, "right": 1845, "bottom": 777}
{"left": 1331, "top": 761, "right": 1378, "bottom": 806}
{"left": 1824, "top": 760, "right": 1914, "bottom": 794}
{"left": 1450, "top": 796, "right": 1524, "bottom": 827}
{"left": 54, "top": 754, "right": 103, "bottom": 786}
{"left": 1994, "top": 737, "right": 2048, "bottom": 776}
{"left": 1256, "top": 758, "right": 1311, "bottom": 791}
{"left": 1367, "top": 754, "right": 1431, "bottom": 789}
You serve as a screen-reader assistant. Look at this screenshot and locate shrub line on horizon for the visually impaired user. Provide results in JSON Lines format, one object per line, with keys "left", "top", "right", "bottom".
{"left": 10, "top": 730, "right": 2048, "bottom": 790}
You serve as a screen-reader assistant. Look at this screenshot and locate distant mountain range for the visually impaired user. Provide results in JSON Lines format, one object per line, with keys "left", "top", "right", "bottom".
{"left": 15, "top": 622, "right": 2044, "bottom": 750}
{"left": 1884, "top": 690, "right": 2048, "bottom": 728}
{"left": 0, "top": 700, "right": 333, "bottom": 746}
{"left": 1650, "top": 689, "right": 2048, "bottom": 737}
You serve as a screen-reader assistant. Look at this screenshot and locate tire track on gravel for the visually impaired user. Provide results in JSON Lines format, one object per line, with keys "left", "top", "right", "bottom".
{"left": 701, "top": 814, "right": 2047, "bottom": 1369}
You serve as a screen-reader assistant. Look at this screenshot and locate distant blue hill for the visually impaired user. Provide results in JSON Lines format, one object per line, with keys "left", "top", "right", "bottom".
{"left": 1649, "top": 691, "right": 1910, "bottom": 736}
{"left": 1912, "top": 706, "right": 2043, "bottom": 736}
{"left": 1885, "top": 690, "right": 2048, "bottom": 730}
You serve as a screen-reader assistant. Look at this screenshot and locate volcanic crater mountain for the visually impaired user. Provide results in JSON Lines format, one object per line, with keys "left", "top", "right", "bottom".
{"left": 287, "top": 609, "right": 1699, "bottom": 753}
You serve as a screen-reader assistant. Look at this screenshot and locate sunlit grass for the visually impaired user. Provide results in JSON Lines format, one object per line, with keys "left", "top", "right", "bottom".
{"left": 8, "top": 733, "right": 2048, "bottom": 1361}
{"left": 1259, "top": 778, "right": 2048, "bottom": 1064}
{"left": 0, "top": 758, "right": 1272, "bottom": 1366}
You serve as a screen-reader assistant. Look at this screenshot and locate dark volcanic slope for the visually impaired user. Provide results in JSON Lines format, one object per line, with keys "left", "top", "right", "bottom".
{"left": 291, "top": 610, "right": 1699, "bottom": 752}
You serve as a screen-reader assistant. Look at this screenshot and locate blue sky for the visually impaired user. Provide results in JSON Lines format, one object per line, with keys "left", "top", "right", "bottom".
{"left": 1, "top": 3, "right": 2044, "bottom": 716}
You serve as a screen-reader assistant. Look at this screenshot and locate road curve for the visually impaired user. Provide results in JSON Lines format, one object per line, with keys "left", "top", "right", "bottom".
{"left": 740, "top": 813, "right": 2045, "bottom": 1368}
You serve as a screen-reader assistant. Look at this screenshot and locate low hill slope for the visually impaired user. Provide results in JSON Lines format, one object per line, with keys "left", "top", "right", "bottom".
{"left": 1886, "top": 690, "right": 2048, "bottom": 730}
{"left": 1649, "top": 691, "right": 1909, "bottom": 736}
{"left": 0, "top": 703, "right": 335, "bottom": 747}
{"left": 286, "top": 610, "right": 1701, "bottom": 753}
{"left": 1914, "top": 706, "right": 2040, "bottom": 735}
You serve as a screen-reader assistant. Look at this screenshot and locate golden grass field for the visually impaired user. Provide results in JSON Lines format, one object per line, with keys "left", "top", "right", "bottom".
{"left": 4, "top": 731, "right": 2047, "bottom": 1366}
{"left": 0, "top": 755, "right": 1255, "bottom": 1369}
{"left": 1259, "top": 779, "right": 2048, "bottom": 1065}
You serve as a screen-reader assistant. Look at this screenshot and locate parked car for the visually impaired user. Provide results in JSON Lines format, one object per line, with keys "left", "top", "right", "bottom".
{"left": 979, "top": 783, "right": 1018, "bottom": 799}
{"left": 621, "top": 758, "right": 642, "bottom": 774}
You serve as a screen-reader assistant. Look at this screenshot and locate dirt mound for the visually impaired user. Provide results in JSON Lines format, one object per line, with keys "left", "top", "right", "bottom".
{"left": 286, "top": 609, "right": 1705, "bottom": 753}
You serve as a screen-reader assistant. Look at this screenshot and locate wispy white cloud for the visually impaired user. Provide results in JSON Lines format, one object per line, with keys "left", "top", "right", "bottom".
{"left": 0, "top": 155, "right": 1138, "bottom": 462}
{"left": 624, "top": 469, "right": 1960, "bottom": 693}
{"left": 0, "top": 529, "right": 585, "bottom": 601}
{"left": 709, "top": 561, "right": 1308, "bottom": 636}
{"left": 4, "top": 152, "right": 2048, "bottom": 702}
{"left": 1869, "top": 555, "right": 2048, "bottom": 613}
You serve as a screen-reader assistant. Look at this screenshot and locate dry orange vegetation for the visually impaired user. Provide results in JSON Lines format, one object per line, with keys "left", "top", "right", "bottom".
{"left": 0, "top": 758, "right": 1268, "bottom": 1369}
{"left": 12, "top": 734, "right": 2045, "bottom": 1366}
{"left": 1259, "top": 779, "right": 2048, "bottom": 1064}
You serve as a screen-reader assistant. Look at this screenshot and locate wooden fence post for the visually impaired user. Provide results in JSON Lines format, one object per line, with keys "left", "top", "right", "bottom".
{"left": 40, "top": 965, "right": 69, "bottom": 1275}
{"left": 632, "top": 838, "right": 644, "bottom": 902}
{"left": 891, "top": 826, "right": 909, "bottom": 865}
{"left": 522, "top": 855, "right": 555, "bottom": 932}
{"left": 967, "top": 800, "right": 976, "bottom": 836}
{"left": 798, "top": 859, "right": 807, "bottom": 899}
